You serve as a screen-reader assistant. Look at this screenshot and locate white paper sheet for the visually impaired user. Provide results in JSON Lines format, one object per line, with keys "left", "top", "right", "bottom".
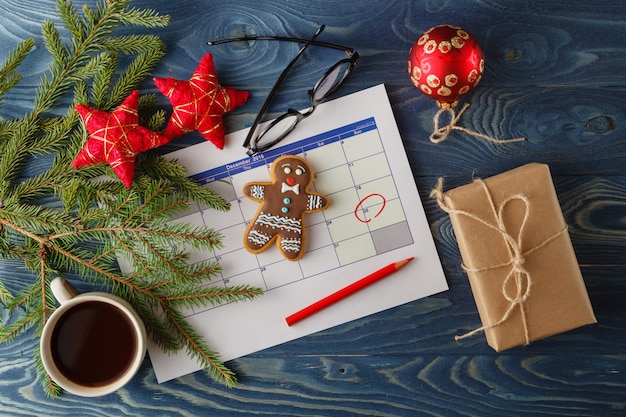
{"left": 145, "top": 84, "right": 448, "bottom": 382}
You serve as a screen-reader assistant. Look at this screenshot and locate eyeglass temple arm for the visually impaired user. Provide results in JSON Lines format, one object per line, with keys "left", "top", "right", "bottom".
{"left": 240, "top": 26, "right": 326, "bottom": 149}
{"left": 208, "top": 36, "right": 354, "bottom": 55}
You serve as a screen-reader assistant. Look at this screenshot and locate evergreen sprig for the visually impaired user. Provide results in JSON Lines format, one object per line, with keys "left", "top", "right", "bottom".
{"left": 0, "top": 0, "right": 262, "bottom": 397}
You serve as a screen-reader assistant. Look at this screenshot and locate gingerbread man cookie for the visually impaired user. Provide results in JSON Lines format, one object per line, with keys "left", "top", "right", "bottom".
{"left": 243, "top": 155, "right": 329, "bottom": 261}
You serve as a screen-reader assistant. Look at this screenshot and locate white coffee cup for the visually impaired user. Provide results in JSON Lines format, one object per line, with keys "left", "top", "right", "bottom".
{"left": 40, "top": 277, "right": 147, "bottom": 397}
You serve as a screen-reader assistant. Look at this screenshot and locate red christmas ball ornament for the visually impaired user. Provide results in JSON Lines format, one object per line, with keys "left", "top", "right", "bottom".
{"left": 408, "top": 25, "right": 484, "bottom": 108}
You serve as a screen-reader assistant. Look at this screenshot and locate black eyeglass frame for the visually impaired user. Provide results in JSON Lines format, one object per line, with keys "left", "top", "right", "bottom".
{"left": 208, "top": 25, "right": 359, "bottom": 156}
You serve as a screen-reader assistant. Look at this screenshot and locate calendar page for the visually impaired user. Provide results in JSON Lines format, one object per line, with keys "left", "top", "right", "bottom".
{"left": 146, "top": 84, "right": 448, "bottom": 382}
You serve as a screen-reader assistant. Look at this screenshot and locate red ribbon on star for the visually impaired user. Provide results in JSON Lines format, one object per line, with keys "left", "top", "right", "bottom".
{"left": 154, "top": 53, "right": 249, "bottom": 149}
{"left": 72, "top": 90, "right": 171, "bottom": 188}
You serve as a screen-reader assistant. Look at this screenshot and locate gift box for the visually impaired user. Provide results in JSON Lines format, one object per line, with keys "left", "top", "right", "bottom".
{"left": 432, "top": 163, "right": 596, "bottom": 351}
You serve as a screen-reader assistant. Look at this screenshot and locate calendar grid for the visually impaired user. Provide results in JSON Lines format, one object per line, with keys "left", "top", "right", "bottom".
{"left": 178, "top": 117, "right": 414, "bottom": 316}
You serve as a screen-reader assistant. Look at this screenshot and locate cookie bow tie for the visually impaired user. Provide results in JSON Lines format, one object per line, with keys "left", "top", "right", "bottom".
{"left": 281, "top": 183, "right": 300, "bottom": 195}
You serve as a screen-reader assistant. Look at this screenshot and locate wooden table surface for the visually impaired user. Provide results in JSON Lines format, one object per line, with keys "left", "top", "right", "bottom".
{"left": 1, "top": 1, "right": 625, "bottom": 416}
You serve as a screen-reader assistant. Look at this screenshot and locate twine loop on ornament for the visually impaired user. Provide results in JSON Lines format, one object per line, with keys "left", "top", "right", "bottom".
{"left": 430, "top": 178, "right": 568, "bottom": 344}
{"left": 429, "top": 103, "right": 526, "bottom": 145}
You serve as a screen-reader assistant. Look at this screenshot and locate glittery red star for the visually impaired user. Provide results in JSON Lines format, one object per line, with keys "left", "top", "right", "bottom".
{"left": 72, "top": 90, "right": 171, "bottom": 188}
{"left": 153, "top": 52, "right": 249, "bottom": 149}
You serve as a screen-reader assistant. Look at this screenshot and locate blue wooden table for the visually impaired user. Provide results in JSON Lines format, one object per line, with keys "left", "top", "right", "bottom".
{"left": 1, "top": 0, "right": 625, "bottom": 415}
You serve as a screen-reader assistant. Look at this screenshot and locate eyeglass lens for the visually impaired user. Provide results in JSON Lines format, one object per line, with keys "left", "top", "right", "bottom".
{"left": 312, "top": 59, "right": 353, "bottom": 102}
{"left": 253, "top": 113, "right": 302, "bottom": 149}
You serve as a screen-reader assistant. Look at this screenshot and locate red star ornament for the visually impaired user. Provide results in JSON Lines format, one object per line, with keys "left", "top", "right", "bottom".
{"left": 73, "top": 90, "right": 171, "bottom": 188}
{"left": 153, "top": 52, "right": 249, "bottom": 149}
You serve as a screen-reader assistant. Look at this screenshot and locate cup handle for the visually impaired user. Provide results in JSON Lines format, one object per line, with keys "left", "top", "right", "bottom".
{"left": 50, "top": 277, "right": 80, "bottom": 305}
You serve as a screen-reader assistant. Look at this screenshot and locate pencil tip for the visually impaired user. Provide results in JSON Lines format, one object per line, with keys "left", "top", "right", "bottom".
{"left": 396, "top": 257, "right": 414, "bottom": 269}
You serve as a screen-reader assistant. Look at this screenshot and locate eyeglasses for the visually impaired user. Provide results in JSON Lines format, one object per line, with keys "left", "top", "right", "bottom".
{"left": 208, "top": 25, "right": 359, "bottom": 156}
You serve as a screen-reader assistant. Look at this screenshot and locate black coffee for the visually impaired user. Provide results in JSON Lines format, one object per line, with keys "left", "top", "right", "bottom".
{"left": 50, "top": 301, "right": 137, "bottom": 387}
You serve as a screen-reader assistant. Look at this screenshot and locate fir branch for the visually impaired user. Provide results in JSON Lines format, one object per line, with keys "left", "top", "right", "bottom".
{"left": 34, "top": 0, "right": 161, "bottom": 115}
{"left": 28, "top": 113, "right": 79, "bottom": 155}
{"left": 0, "top": 279, "right": 12, "bottom": 305}
{"left": 165, "top": 307, "right": 239, "bottom": 387}
{"left": 42, "top": 20, "right": 70, "bottom": 63}
{"left": 56, "top": 0, "right": 85, "bottom": 40}
{"left": 164, "top": 285, "right": 264, "bottom": 309}
{"left": 106, "top": 45, "right": 165, "bottom": 108}
{"left": 6, "top": 146, "right": 105, "bottom": 206}
{"left": 70, "top": 52, "right": 112, "bottom": 84}
{"left": 0, "top": 116, "right": 41, "bottom": 194}
{"left": 89, "top": 51, "right": 119, "bottom": 108}
{"left": 138, "top": 155, "right": 232, "bottom": 212}
{"left": 0, "top": 0, "right": 262, "bottom": 398}
{"left": 102, "top": 34, "right": 166, "bottom": 54}
{"left": 146, "top": 108, "right": 167, "bottom": 132}
{"left": 0, "top": 38, "right": 35, "bottom": 83}
{"left": 35, "top": 344, "right": 63, "bottom": 398}
{"left": 118, "top": 6, "right": 170, "bottom": 28}
{"left": 0, "top": 38, "right": 35, "bottom": 107}
{"left": 0, "top": 303, "right": 42, "bottom": 344}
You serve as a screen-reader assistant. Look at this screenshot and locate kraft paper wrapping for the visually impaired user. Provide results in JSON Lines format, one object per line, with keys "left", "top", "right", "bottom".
{"left": 432, "top": 163, "right": 596, "bottom": 351}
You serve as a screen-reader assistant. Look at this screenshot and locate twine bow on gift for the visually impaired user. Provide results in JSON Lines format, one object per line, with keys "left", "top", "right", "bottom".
{"left": 429, "top": 103, "right": 526, "bottom": 144}
{"left": 430, "top": 178, "right": 568, "bottom": 345}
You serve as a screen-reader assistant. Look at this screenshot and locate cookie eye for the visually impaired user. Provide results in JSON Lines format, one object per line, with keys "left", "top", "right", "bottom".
{"left": 283, "top": 167, "right": 291, "bottom": 174}
{"left": 294, "top": 168, "right": 303, "bottom": 175}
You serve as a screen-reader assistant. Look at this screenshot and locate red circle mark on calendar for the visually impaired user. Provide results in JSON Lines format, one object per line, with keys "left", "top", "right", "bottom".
{"left": 354, "top": 193, "right": 387, "bottom": 223}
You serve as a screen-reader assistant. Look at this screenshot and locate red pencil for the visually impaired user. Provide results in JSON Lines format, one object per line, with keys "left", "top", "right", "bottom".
{"left": 285, "top": 257, "right": 415, "bottom": 326}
